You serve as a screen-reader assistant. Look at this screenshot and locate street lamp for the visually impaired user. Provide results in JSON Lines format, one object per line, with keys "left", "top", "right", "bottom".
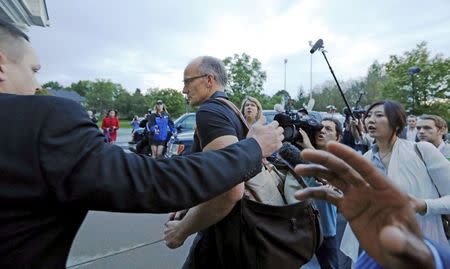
{"left": 408, "top": 66, "right": 421, "bottom": 115}
{"left": 308, "top": 41, "right": 313, "bottom": 94}
{"left": 284, "top": 59, "right": 288, "bottom": 92}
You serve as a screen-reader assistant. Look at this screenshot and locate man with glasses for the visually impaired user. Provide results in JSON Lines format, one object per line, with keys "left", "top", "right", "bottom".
{"left": 417, "top": 115, "right": 450, "bottom": 160}
{"left": 164, "top": 56, "right": 281, "bottom": 268}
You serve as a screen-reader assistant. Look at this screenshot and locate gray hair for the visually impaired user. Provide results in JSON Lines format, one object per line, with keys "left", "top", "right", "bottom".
{"left": 197, "top": 56, "right": 228, "bottom": 87}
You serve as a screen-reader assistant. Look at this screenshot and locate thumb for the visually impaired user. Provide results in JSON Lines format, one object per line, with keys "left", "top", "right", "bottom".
{"left": 379, "top": 226, "right": 434, "bottom": 269}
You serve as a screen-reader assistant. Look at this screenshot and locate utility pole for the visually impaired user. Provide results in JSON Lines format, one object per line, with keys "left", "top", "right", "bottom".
{"left": 284, "top": 58, "right": 288, "bottom": 91}
{"left": 308, "top": 41, "right": 313, "bottom": 94}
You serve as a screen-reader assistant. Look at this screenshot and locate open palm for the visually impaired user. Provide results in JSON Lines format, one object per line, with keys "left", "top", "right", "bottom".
{"left": 294, "top": 142, "right": 433, "bottom": 269}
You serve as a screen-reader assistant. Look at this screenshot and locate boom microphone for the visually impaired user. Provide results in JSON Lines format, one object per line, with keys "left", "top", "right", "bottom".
{"left": 278, "top": 143, "right": 304, "bottom": 167}
{"left": 309, "top": 39, "right": 323, "bottom": 54}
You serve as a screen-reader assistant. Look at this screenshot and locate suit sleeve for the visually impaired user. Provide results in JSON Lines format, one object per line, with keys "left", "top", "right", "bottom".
{"left": 38, "top": 99, "right": 262, "bottom": 213}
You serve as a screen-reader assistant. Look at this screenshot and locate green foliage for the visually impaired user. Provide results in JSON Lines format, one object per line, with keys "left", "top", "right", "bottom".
{"left": 69, "top": 80, "right": 93, "bottom": 97}
{"left": 42, "top": 81, "right": 64, "bottom": 90}
{"left": 144, "top": 88, "right": 188, "bottom": 118}
{"left": 223, "top": 53, "right": 267, "bottom": 103}
{"left": 381, "top": 42, "right": 449, "bottom": 118}
{"left": 364, "top": 61, "right": 386, "bottom": 105}
{"left": 35, "top": 88, "right": 51, "bottom": 95}
{"left": 311, "top": 79, "right": 370, "bottom": 113}
{"left": 85, "top": 79, "right": 124, "bottom": 114}
{"left": 293, "top": 86, "right": 309, "bottom": 109}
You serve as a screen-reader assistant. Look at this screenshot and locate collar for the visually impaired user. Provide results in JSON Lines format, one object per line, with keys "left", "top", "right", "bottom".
{"left": 209, "top": 91, "right": 228, "bottom": 100}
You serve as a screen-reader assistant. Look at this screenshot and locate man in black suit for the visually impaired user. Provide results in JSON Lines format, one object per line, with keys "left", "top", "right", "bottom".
{"left": 0, "top": 19, "right": 283, "bottom": 268}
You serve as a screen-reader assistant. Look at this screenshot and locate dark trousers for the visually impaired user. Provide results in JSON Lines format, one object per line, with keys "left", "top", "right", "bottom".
{"left": 316, "top": 235, "right": 338, "bottom": 269}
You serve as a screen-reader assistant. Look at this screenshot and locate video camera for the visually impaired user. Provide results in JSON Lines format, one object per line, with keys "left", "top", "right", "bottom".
{"left": 274, "top": 111, "right": 323, "bottom": 143}
{"left": 343, "top": 107, "right": 366, "bottom": 122}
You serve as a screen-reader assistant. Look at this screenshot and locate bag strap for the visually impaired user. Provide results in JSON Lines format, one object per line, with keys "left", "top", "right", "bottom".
{"left": 215, "top": 97, "right": 250, "bottom": 133}
{"left": 414, "top": 143, "right": 442, "bottom": 198}
{"left": 214, "top": 97, "right": 309, "bottom": 189}
{"left": 195, "top": 97, "right": 247, "bottom": 150}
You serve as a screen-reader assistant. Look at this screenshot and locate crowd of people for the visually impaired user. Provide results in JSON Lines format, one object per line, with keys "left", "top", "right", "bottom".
{"left": 0, "top": 17, "right": 449, "bottom": 269}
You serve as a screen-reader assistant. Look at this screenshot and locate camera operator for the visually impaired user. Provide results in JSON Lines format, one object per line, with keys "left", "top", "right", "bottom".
{"left": 341, "top": 108, "right": 371, "bottom": 155}
{"left": 296, "top": 117, "right": 343, "bottom": 269}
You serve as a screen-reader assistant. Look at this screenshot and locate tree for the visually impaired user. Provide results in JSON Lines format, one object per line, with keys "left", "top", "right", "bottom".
{"left": 381, "top": 42, "right": 449, "bottom": 118}
{"left": 311, "top": 80, "right": 345, "bottom": 112}
{"left": 364, "top": 61, "right": 386, "bottom": 106}
{"left": 145, "top": 88, "right": 187, "bottom": 118}
{"left": 42, "top": 81, "right": 64, "bottom": 90}
{"left": 293, "top": 86, "right": 309, "bottom": 109}
{"left": 69, "top": 80, "right": 93, "bottom": 97}
{"left": 85, "top": 79, "right": 125, "bottom": 116}
{"left": 223, "top": 53, "right": 267, "bottom": 105}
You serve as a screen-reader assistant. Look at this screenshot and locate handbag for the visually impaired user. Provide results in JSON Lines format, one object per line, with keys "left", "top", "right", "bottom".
{"left": 414, "top": 143, "right": 450, "bottom": 239}
{"left": 210, "top": 97, "right": 322, "bottom": 268}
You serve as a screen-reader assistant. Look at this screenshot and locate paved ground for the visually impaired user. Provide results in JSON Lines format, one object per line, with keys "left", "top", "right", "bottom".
{"left": 68, "top": 128, "right": 319, "bottom": 268}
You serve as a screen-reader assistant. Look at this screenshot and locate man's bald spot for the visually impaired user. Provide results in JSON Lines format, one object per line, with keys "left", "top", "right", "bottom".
{"left": 186, "top": 57, "right": 202, "bottom": 71}
{"left": 0, "top": 27, "right": 28, "bottom": 63}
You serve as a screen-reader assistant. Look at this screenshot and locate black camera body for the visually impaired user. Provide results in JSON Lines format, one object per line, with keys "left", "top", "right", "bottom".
{"left": 274, "top": 112, "right": 323, "bottom": 143}
{"left": 343, "top": 107, "right": 366, "bottom": 122}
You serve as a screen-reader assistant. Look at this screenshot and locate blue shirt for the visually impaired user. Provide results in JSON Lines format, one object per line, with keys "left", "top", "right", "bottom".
{"left": 370, "top": 144, "right": 388, "bottom": 176}
{"left": 305, "top": 176, "right": 337, "bottom": 237}
{"left": 355, "top": 240, "right": 444, "bottom": 269}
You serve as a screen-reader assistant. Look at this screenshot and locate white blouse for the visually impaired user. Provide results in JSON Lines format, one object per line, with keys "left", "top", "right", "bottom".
{"left": 341, "top": 138, "right": 450, "bottom": 264}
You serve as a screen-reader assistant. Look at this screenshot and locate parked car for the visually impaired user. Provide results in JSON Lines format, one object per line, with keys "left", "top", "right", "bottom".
{"left": 165, "top": 130, "right": 195, "bottom": 158}
{"left": 165, "top": 110, "right": 277, "bottom": 158}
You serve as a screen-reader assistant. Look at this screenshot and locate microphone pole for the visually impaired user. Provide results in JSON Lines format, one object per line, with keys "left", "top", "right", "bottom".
{"left": 320, "top": 51, "right": 355, "bottom": 120}
{"left": 310, "top": 39, "right": 362, "bottom": 136}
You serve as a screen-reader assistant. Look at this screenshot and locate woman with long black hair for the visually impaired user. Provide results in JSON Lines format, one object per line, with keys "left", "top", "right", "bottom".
{"left": 341, "top": 100, "right": 450, "bottom": 264}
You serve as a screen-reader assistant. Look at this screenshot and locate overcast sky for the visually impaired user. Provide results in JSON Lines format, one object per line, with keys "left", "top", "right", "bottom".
{"left": 29, "top": 0, "right": 450, "bottom": 97}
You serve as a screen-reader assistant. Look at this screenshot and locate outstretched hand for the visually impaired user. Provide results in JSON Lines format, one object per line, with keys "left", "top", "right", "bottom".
{"left": 247, "top": 120, "right": 284, "bottom": 157}
{"left": 294, "top": 142, "right": 434, "bottom": 269}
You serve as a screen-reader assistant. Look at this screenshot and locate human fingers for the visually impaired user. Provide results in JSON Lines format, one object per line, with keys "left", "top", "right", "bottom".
{"left": 270, "top": 120, "right": 280, "bottom": 128}
{"left": 168, "top": 212, "right": 176, "bottom": 221}
{"left": 175, "top": 210, "right": 187, "bottom": 220}
{"left": 300, "top": 148, "right": 366, "bottom": 187}
{"left": 294, "top": 164, "right": 348, "bottom": 192}
{"left": 294, "top": 186, "right": 342, "bottom": 206}
{"left": 379, "top": 226, "right": 433, "bottom": 269}
{"left": 325, "top": 142, "right": 391, "bottom": 190}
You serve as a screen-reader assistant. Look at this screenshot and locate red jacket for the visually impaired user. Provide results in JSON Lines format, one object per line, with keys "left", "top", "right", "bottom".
{"left": 101, "top": 117, "right": 119, "bottom": 142}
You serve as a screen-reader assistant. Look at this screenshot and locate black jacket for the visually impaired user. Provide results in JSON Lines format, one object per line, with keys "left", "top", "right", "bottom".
{"left": 0, "top": 93, "right": 262, "bottom": 268}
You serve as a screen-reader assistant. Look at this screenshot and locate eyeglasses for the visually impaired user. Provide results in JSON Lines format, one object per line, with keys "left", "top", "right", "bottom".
{"left": 182, "top": 74, "right": 207, "bottom": 85}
